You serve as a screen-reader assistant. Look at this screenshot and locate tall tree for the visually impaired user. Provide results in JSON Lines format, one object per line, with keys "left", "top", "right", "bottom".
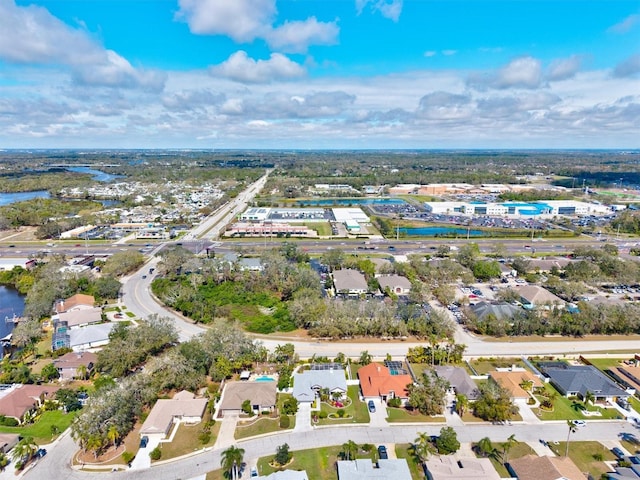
{"left": 341, "top": 440, "right": 358, "bottom": 461}
{"left": 565, "top": 420, "right": 578, "bottom": 457}
{"left": 221, "top": 445, "right": 245, "bottom": 480}
{"left": 10, "top": 436, "right": 38, "bottom": 466}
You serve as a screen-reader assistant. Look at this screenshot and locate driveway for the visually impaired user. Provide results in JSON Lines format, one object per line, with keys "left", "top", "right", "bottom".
{"left": 294, "top": 402, "right": 312, "bottom": 432}
{"left": 368, "top": 398, "right": 387, "bottom": 427}
{"left": 515, "top": 399, "right": 542, "bottom": 424}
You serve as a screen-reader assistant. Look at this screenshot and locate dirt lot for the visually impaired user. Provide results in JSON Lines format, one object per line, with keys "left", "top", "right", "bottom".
{"left": 0, "top": 227, "right": 39, "bottom": 242}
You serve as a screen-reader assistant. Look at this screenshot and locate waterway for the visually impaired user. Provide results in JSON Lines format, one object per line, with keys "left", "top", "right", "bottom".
{"left": 399, "top": 226, "right": 486, "bottom": 237}
{"left": 0, "top": 190, "right": 50, "bottom": 206}
{"left": 0, "top": 285, "right": 23, "bottom": 339}
{"left": 65, "top": 166, "right": 121, "bottom": 183}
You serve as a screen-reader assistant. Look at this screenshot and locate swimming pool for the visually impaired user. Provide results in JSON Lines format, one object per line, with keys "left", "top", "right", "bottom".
{"left": 255, "top": 376, "right": 275, "bottom": 382}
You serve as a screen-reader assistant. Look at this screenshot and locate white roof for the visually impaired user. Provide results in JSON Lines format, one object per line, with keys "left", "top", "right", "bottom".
{"left": 293, "top": 368, "right": 347, "bottom": 402}
{"left": 68, "top": 323, "right": 115, "bottom": 348}
{"left": 337, "top": 459, "right": 412, "bottom": 480}
{"left": 332, "top": 208, "right": 370, "bottom": 223}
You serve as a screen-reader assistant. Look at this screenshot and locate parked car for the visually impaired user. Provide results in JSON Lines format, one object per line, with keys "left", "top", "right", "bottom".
{"left": 572, "top": 420, "right": 586, "bottom": 428}
{"left": 377, "top": 445, "right": 388, "bottom": 460}
{"left": 139, "top": 436, "right": 149, "bottom": 448}
{"left": 36, "top": 448, "right": 47, "bottom": 458}
{"left": 251, "top": 467, "right": 258, "bottom": 477}
{"left": 368, "top": 400, "right": 376, "bottom": 413}
{"left": 612, "top": 447, "right": 626, "bottom": 459}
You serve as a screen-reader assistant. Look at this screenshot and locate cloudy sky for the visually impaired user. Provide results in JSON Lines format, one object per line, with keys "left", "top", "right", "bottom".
{"left": 1, "top": 0, "right": 639, "bottom": 149}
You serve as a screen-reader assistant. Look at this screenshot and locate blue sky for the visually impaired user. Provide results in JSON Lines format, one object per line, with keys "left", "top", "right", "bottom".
{"left": 0, "top": 0, "right": 639, "bottom": 149}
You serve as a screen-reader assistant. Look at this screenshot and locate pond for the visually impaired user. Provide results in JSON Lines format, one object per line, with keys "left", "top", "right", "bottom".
{"left": 0, "top": 285, "right": 23, "bottom": 339}
{"left": 0, "top": 190, "right": 50, "bottom": 206}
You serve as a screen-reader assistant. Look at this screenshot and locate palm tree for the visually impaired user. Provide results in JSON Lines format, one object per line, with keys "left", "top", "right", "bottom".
{"left": 583, "top": 390, "right": 595, "bottom": 406}
{"left": 341, "top": 440, "right": 358, "bottom": 461}
{"left": 221, "top": 445, "right": 245, "bottom": 480}
{"left": 477, "top": 437, "right": 495, "bottom": 458}
{"left": 455, "top": 394, "right": 469, "bottom": 417}
{"left": 413, "top": 432, "right": 435, "bottom": 463}
{"left": 107, "top": 425, "right": 120, "bottom": 448}
{"left": 76, "top": 364, "right": 88, "bottom": 380}
{"left": 565, "top": 420, "right": 578, "bottom": 457}
{"left": 11, "top": 436, "right": 38, "bottom": 465}
{"left": 501, "top": 434, "right": 517, "bottom": 465}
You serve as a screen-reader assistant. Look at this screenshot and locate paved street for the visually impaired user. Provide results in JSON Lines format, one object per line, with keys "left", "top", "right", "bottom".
{"left": 22, "top": 419, "right": 638, "bottom": 480}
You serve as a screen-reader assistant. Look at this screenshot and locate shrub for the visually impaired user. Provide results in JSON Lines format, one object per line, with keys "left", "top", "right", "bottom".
{"left": 361, "top": 444, "right": 373, "bottom": 452}
{"left": 0, "top": 416, "right": 18, "bottom": 427}
{"left": 149, "top": 447, "right": 162, "bottom": 461}
{"left": 336, "top": 408, "right": 345, "bottom": 418}
{"left": 387, "top": 398, "right": 402, "bottom": 408}
{"left": 198, "top": 431, "right": 211, "bottom": 444}
{"left": 319, "top": 411, "right": 328, "bottom": 419}
{"left": 279, "top": 415, "right": 290, "bottom": 429}
{"left": 121, "top": 451, "right": 135, "bottom": 465}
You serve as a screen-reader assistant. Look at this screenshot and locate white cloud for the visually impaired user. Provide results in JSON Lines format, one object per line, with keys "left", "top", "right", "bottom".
{"left": 607, "top": 13, "right": 640, "bottom": 34}
{"left": 210, "top": 51, "right": 306, "bottom": 83}
{"left": 266, "top": 17, "right": 339, "bottom": 53}
{"left": 177, "top": 0, "right": 338, "bottom": 52}
{"left": 469, "top": 56, "right": 543, "bottom": 90}
{"left": 546, "top": 55, "right": 583, "bottom": 81}
{"left": 613, "top": 53, "right": 640, "bottom": 77}
{"left": 355, "top": 0, "right": 403, "bottom": 22}
{"left": 495, "top": 56, "right": 543, "bottom": 88}
{"left": 0, "top": 0, "right": 165, "bottom": 90}
{"left": 441, "top": 50, "right": 457, "bottom": 56}
{"left": 424, "top": 51, "right": 437, "bottom": 57}
{"left": 176, "top": 0, "right": 275, "bottom": 41}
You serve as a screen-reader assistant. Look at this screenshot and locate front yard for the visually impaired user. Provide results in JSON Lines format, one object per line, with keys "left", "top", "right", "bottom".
{"left": 315, "top": 385, "right": 369, "bottom": 425}
{"left": 154, "top": 414, "right": 219, "bottom": 461}
{"left": 546, "top": 441, "right": 616, "bottom": 478}
{"left": 0, "top": 410, "right": 76, "bottom": 444}
{"left": 386, "top": 407, "right": 445, "bottom": 423}
{"left": 534, "top": 384, "right": 623, "bottom": 421}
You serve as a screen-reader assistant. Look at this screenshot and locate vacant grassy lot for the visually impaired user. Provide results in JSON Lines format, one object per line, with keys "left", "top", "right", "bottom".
{"left": 386, "top": 407, "right": 445, "bottom": 423}
{"left": 0, "top": 410, "right": 76, "bottom": 444}
{"left": 468, "top": 358, "right": 526, "bottom": 375}
{"left": 547, "top": 441, "right": 615, "bottom": 478}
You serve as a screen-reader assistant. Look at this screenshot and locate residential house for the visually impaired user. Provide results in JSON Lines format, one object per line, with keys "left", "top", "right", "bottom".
{"left": 139, "top": 390, "right": 208, "bottom": 441}
{"left": 54, "top": 293, "right": 95, "bottom": 314}
{"left": 376, "top": 274, "right": 411, "bottom": 296}
{"left": 499, "top": 263, "right": 517, "bottom": 278}
{"left": 333, "top": 269, "right": 369, "bottom": 296}
{"left": 53, "top": 307, "right": 103, "bottom": 329}
{"left": 0, "top": 384, "right": 60, "bottom": 424}
{"left": 605, "top": 456, "right": 640, "bottom": 480}
{"left": 52, "top": 322, "right": 115, "bottom": 352}
{"left": 527, "top": 257, "right": 573, "bottom": 273}
{"left": 53, "top": 351, "right": 97, "bottom": 381}
{"left": 337, "top": 459, "right": 412, "bottom": 480}
{"left": 611, "top": 364, "right": 640, "bottom": 393}
{"left": 508, "top": 455, "right": 586, "bottom": 480}
{"left": 258, "top": 471, "right": 309, "bottom": 480}
{"left": 0, "top": 433, "right": 19, "bottom": 454}
{"left": 469, "top": 301, "right": 521, "bottom": 322}
{"left": 218, "top": 382, "right": 277, "bottom": 417}
{"left": 293, "top": 367, "right": 347, "bottom": 403}
{"left": 425, "top": 456, "right": 501, "bottom": 480}
{"left": 358, "top": 363, "right": 413, "bottom": 404}
{"left": 538, "top": 362, "right": 629, "bottom": 403}
{"left": 517, "top": 285, "right": 564, "bottom": 309}
{"left": 434, "top": 366, "right": 480, "bottom": 400}
{"left": 489, "top": 369, "right": 543, "bottom": 401}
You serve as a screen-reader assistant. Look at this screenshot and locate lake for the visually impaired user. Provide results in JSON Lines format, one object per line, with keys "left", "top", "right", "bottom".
{"left": 400, "top": 226, "right": 486, "bottom": 237}
{"left": 0, "top": 286, "right": 23, "bottom": 339}
{"left": 0, "top": 190, "right": 50, "bottom": 206}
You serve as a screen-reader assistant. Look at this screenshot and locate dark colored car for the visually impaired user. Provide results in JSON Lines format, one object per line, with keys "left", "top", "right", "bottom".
{"left": 612, "top": 447, "right": 626, "bottom": 460}
{"left": 368, "top": 400, "right": 376, "bottom": 413}
{"left": 139, "top": 436, "right": 149, "bottom": 448}
{"left": 377, "top": 445, "right": 388, "bottom": 460}
{"left": 36, "top": 448, "right": 47, "bottom": 458}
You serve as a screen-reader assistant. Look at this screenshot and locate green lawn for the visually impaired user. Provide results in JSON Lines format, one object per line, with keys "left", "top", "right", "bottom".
{"left": 468, "top": 358, "right": 526, "bottom": 375}
{"left": 386, "top": 407, "right": 445, "bottom": 423}
{"left": 584, "top": 358, "right": 626, "bottom": 371}
{"left": 546, "top": 441, "right": 615, "bottom": 478}
{"left": 395, "top": 443, "right": 425, "bottom": 480}
{"left": 153, "top": 414, "right": 219, "bottom": 461}
{"left": 317, "top": 386, "right": 369, "bottom": 425}
{"left": 235, "top": 416, "right": 288, "bottom": 440}
{"left": 535, "top": 384, "right": 623, "bottom": 421}
{"left": 0, "top": 410, "right": 77, "bottom": 444}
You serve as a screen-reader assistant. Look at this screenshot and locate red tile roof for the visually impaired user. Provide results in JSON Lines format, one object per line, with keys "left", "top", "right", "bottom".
{"left": 358, "top": 363, "right": 412, "bottom": 399}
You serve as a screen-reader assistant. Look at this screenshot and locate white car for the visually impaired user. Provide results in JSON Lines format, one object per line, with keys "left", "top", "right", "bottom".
{"left": 572, "top": 420, "right": 586, "bottom": 428}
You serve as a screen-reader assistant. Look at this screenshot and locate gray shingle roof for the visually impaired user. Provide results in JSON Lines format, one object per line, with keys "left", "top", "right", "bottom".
{"left": 539, "top": 363, "right": 629, "bottom": 398}
{"left": 434, "top": 366, "right": 480, "bottom": 400}
{"left": 292, "top": 368, "right": 347, "bottom": 402}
